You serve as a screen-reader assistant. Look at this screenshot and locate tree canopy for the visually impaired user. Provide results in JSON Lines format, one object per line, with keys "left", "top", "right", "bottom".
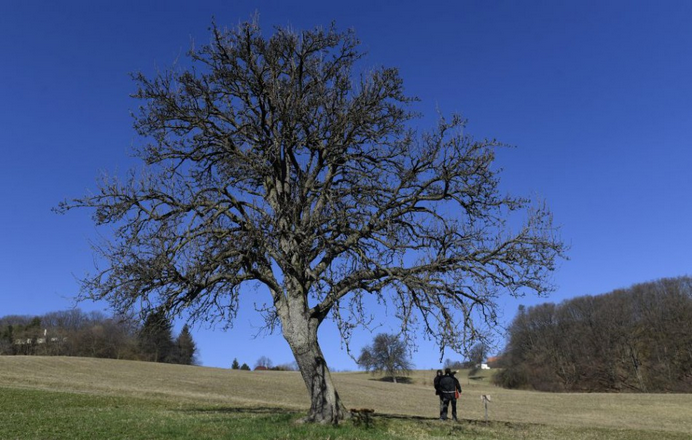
{"left": 59, "top": 18, "right": 566, "bottom": 423}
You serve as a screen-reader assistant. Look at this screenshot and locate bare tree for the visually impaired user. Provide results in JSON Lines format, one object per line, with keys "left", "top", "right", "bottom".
{"left": 358, "top": 333, "right": 412, "bottom": 383}
{"left": 255, "top": 355, "right": 273, "bottom": 369}
{"left": 467, "top": 342, "right": 488, "bottom": 376}
{"left": 57, "top": 18, "right": 565, "bottom": 423}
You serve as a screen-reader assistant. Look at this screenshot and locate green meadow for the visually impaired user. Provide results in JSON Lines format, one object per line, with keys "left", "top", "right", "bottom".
{"left": 1, "top": 356, "right": 690, "bottom": 439}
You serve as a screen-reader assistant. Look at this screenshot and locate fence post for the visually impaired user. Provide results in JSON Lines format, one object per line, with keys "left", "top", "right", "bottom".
{"left": 480, "top": 395, "right": 491, "bottom": 423}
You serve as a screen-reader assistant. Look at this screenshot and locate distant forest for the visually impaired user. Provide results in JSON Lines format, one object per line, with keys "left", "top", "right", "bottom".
{"left": 0, "top": 308, "right": 197, "bottom": 365}
{"left": 494, "top": 276, "right": 692, "bottom": 392}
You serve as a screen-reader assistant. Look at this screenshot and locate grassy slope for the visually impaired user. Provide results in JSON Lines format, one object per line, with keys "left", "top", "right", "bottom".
{"left": 1, "top": 356, "right": 691, "bottom": 438}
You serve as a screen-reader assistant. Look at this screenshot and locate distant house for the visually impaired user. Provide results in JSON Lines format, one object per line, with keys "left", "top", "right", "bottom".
{"left": 486, "top": 356, "right": 503, "bottom": 368}
{"left": 254, "top": 365, "right": 269, "bottom": 371}
{"left": 15, "top": 329, "right": 66, "bottom": 346}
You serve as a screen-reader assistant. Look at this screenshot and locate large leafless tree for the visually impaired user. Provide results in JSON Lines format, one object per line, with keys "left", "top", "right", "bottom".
{"left": 59, "top": 19, "right": 566, "bottom": 423}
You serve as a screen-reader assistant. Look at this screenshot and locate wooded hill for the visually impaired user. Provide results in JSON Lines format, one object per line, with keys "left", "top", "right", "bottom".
{"left": 0, "top": 309, "right": 196, "bottom": 365}
{"left": 494, "top": 276, "right": 692, "bottom": 392}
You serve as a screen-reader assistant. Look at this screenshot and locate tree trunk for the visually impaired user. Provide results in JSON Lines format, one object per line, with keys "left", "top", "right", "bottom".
{"left": 279, "top": 301, "right": 348, "bottom": 424}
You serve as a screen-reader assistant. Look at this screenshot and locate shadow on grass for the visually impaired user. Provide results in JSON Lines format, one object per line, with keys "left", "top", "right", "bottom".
{"left": 180, "top": 405, "right": 533, "bottom": 433}
{"left": 182, "top": 406, "right": 298, "bottom": 416}
{"left": 374, "top": 412, "right": 530, "bottom": 430}
{"left": 368, "top": 376, "right": 414, "bottom": 384}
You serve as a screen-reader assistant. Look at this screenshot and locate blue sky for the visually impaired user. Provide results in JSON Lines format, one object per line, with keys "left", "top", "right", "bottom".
{"left": 1, "top": 0, "right": 691, "bottom": 371}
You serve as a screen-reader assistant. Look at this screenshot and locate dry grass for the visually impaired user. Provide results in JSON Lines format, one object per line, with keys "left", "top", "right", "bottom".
{"left": 1, "top": 356, "right": 691, "bottom": 437}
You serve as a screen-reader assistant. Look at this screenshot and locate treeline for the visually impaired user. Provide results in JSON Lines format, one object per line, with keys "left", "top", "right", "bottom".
{"left": 0, "top": 308, "right": 197, "bottom": 365}
{"left": 494, "top": 276, "right": 692, "bottom": 392}
{"left": 232, "top": 355, "right": 299, "bottom": 371}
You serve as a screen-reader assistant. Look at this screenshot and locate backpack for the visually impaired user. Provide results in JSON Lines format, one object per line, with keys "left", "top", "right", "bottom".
{"left": 439, "top": 375, "right": 456, "bottom": 394}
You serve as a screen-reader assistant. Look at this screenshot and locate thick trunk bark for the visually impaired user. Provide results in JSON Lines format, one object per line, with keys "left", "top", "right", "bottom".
{"left": 280, "top": 302, "right": 348, "bottom": 424}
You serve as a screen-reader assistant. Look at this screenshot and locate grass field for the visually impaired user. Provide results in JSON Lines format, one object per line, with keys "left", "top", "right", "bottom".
{"left": 1, "top": 356, "right": 690, "bottom": 439}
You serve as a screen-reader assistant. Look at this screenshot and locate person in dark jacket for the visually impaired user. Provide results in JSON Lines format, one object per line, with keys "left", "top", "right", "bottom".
{"left": 433, "top": 369, "right": 444, "bottom": 411}
{"left": 438, "top": 368, "right": 462, "bottom": 421}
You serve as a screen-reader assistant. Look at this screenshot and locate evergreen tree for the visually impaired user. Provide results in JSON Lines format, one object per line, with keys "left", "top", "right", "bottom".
{"left": 174, "top": 324, "right": 197, "bottom": 365}
{"left": 240, "top": 363, "right": 250, "bottom": 371}
{"left": 231, "top": 358, "right": 240, "bottom": 370}
{"left": 138, "top": 309, "right": 175, "bottom": 363}
{"left": 0, "top": 324, "right": 14, "bottom": 355}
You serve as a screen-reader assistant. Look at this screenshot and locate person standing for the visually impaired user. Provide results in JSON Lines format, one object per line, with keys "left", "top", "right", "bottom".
{"left": 433, "top": 369, "right": 443, "bottom": 414}
{"left": 438, "top": 368, "right": 462, "bottom": 421}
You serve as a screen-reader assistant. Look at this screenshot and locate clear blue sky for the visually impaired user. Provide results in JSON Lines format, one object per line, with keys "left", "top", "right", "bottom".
{"left": 1, "top": 1, "right": 691, "bottom": 370}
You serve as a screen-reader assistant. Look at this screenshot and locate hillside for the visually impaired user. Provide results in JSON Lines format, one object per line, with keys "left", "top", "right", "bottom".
{"left": 497, "top": 276, "right": 692, "bottom": 392}
{"left": 1, "top": 356, "right": 691, "bottom": 436}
